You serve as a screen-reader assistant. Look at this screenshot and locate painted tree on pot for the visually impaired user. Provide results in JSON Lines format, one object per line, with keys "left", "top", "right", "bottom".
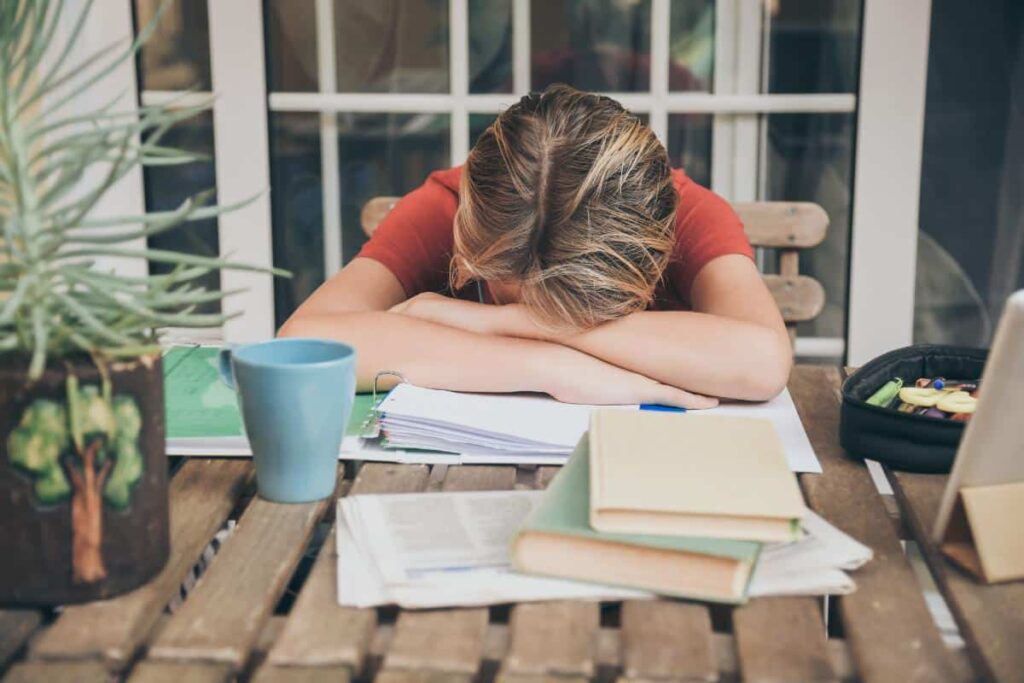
{"left": 8, "top": 372, "right": 143, "bottom": 582}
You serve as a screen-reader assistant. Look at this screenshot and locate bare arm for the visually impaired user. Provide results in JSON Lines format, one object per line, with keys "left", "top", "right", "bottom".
{"left": 278, "top": 258, "right": 715, "bottom": 407}
{"left": 397, "top": 255, "right": 792, "bottom": 401}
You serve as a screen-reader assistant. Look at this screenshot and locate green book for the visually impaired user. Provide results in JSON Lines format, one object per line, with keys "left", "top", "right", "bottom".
{"left": 163, "top": 345, "right": 375, "bottom": 444}
{"left": 511, "top": 435, "right": 760, "bottom": 603}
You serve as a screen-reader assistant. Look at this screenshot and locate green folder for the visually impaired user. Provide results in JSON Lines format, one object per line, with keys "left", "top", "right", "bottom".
{"left": 513, "top": 435, "right": 760, "bottom": 603}
{"left": 163, "top": 345, "right": 375, "bottom": 440}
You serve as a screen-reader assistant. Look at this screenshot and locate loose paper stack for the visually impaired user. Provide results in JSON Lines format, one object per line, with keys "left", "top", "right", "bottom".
{"left": 375, "top": 385, "right": 610, "bottom": 462}
{"left": 336, "top": 489, "right": 872, "bottom": 609}
{"left": 375, "top": 384, "right": 823, "bottom": 472}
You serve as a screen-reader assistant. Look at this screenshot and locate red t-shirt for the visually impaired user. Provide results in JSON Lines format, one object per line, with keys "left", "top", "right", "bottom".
{"left": 357, "top": 167, "right": 753, "bottom": 309}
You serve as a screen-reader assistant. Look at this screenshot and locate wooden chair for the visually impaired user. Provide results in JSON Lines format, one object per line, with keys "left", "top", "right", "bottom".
{"left": 361, "top": 197, "right": 828, "bottom": 340}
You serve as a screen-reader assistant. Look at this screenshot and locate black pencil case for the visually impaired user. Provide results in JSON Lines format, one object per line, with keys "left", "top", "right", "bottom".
{"left": 839, "top": 344, "right": 988, "bottom": 473}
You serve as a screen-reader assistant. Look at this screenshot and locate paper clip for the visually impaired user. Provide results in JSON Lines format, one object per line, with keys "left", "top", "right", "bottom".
{"left": 360, "top": 370, "right": 408, "bottom": 439}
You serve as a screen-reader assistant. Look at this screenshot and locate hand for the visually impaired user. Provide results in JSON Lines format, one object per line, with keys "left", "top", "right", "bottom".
{"left": 543, "top": 346, "right": 719, "bottom": 409}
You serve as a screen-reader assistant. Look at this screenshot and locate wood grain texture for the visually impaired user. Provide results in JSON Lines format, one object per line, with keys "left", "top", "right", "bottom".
{"left": 30, "top": 459, "right": 253, "bottom": 668}
{"left": 733, "top": 597, "right": 835, "bottom": 683}
{"left": 265, "top": 532, "right": 376, "bottom": 669}
{"left": 763, "top": 275, "right": 825, "bottom": 323}
{"left": 350, "top": 463, "right": 430, "bottom": 495}
{"left": 534, "top": 467, "right": 559, "bottom": 489}
{"left": 441, "top": 465, "right": 517, "bottom": 491}
{"left": 0, "top": 610, "right": 41, "bottom": 670}
{"left": 789, "top": 366, "right": 963, "bottom": 683}
{"left": 259, "top": 464, "right": 430, "bottom": 681}
{"left": 146, "top": 472, "right": 336, "bottom": 668}
{"left": 377, "top": 671, "right": 475, "bottom": 683}
{"left": 619, "top": 600, "right": 716, "bottom": 682}
{"left": 251, "top": 664, "right": 351, "bottom": 683}
{"left": 385, "top": 609, "right": 489, "bottom": 674}
{"left": 126, "top": 661, "right": 233, "bottom": 683}
{"left": 736, "top": 202, "right": 829, "bottom": 249}
{"left": 2, "top": 661, "right": 110, "bottom": 683}
{"left": 893, "top": 470, "right": 1024, "bottom": 683}
{"left": 501, "top": 601, "right": 600, "bottom": 677}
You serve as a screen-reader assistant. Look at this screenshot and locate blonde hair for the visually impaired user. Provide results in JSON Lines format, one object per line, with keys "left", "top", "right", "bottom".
{"left": 452, "top": 84, "right": 677, "bottom": 330}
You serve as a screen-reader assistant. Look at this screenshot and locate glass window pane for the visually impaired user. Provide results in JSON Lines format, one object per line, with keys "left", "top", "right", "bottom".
{"left": 269, "top": 113, "right": 323, "bottom": 328}
{"left": 469, "top": 0, "right": 513, "bottom": 93}
{"left": 266, "top": 0, "right": 318, "bottom": 92}
{"left": 765, "top": 0, "right": 862, "bottom": 94}
{"left": 334, "top": 0, "right": 450, "bottom": 93}
{"left": 762, "top": 113, "right": 856, "bottom": 340}
{"left": 531, "top": 0, "right": 651, "bottom": 92}
{"left": 134, "top": 0, "right": 211, "bottom": 91}
{"left": 144, "top": 111, "right": 220, "bottom": 313}
{"left": 913, "top": 0, "right": 1023, "bottom": 347}
{"left": 338, "top": 113, "right": 451, "bottom": 264}
{"left": 669, "top": 0, "right": 714, "bottom": 92}
{"left": 667, "top": 114, "right": 712, "bottom": 188}
{"left": 469, "top": 113, "right": 498, "bottom": 146}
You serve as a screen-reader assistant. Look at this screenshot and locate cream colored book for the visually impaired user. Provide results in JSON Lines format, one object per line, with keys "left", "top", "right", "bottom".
{"left": 589, "top": 410, "right": 806, "bottom": 542}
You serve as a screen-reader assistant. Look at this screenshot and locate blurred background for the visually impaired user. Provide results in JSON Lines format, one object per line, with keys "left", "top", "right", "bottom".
{"left": 126, "top": 0, "right": 1022, "bottom": 364}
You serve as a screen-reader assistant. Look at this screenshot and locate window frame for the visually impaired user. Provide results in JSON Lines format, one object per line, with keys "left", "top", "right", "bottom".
{"left": 107, "top": 0, "right": 927, "bottom": 363}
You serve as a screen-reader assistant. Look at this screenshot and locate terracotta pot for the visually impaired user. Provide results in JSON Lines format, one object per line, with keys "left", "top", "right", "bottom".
{"left": 0, "top": 354, "right": 169, "bottom": 604}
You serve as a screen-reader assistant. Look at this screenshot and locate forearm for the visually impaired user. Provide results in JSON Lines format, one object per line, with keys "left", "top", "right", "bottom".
{"left": 278, "top": 310, "right": 561, "bottom": 394}
{"left": 551, "top": 311, "right": 792, "bottom": 401}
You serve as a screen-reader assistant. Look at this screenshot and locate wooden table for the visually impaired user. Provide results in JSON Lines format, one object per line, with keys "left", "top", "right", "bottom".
{"left": 1, "top": 365, "right": 1020, "bottom": 683}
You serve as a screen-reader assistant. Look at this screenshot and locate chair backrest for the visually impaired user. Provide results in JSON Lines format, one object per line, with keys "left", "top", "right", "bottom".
{"left": 360, "top": 197, "right": 828, "bottom": 339}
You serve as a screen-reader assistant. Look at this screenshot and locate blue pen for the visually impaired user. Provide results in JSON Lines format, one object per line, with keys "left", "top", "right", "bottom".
{"left": 639, "top": 403, "right": 686, "bottom": 413}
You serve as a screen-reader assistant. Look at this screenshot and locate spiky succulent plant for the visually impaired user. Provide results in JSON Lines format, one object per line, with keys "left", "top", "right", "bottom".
{"left": 0, "top": 0, "right": 285, "bottom": 380}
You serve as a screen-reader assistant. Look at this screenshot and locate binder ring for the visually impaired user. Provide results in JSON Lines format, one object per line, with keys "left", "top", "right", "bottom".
{"left": 372, "top": 370, "right": 408, "bottom": 403}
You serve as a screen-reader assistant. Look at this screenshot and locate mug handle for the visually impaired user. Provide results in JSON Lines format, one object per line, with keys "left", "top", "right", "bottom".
{"left": 218, "top": 346, "right": 236, "bottom": 390}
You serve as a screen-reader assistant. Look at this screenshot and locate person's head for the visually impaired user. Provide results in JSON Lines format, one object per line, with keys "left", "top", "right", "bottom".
{"left": 452, "top": 84, "right": 678, "bottom": 330}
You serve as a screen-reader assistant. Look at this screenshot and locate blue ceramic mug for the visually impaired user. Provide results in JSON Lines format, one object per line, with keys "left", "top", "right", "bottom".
{"left": 218, "top": 338, "right": 357, "bottom": 503}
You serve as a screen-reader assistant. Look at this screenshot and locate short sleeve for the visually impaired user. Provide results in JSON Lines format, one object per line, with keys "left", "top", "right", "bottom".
{"left": 665, "top": 170, "right": 754, "bottom": 301}
{"left": 356, "top": 168, "right": 461, "bottom": 297}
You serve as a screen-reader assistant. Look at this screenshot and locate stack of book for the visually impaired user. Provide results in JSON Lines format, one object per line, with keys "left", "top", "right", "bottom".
{"left": 512, "top": 410, "right": 869, "bottom": 603}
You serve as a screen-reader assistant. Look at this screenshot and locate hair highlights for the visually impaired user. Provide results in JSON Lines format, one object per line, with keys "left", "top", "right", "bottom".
{"left": 453, "top": 84, "right": 677, "bottom": 330}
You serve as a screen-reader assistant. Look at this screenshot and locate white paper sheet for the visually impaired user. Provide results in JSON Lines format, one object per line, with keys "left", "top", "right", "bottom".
{"left": 377, "top": 385, "right": 633, "bottom": 448}
{"left": 696, "top": 388, "right": 822, "bottom": 473}
{"left": 336, "top": 491, "right": 868, "bottom": 609}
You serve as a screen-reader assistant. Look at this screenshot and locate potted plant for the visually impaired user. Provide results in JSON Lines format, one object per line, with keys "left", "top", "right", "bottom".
{"left": 0, "top": 1, "right": 283, "bottom": 603}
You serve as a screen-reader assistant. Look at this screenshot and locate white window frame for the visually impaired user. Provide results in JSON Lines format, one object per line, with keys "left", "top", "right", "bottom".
{"left": 105, "top": 0, "right": 931, "bottom": 363}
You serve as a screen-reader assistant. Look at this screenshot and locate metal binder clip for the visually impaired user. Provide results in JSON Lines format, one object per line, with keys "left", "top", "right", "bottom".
{"left": 360, "top": 370, "right": 408, "bottom": 439}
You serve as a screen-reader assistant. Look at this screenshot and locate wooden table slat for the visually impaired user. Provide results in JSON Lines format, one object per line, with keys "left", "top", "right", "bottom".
{"left": 892, "top": 470, "right": 1024, "bottom": 683}
{"left": 145, "top": 470, "right": 337, "bottom": 668}
{"left": 378, "top": 671, "right": 478, "bottom": 683}
{"left": 2, "top": 661, "right": 111, "bottom": 683}
{"left": 127, "top": 661, "right": 233, "bottom": 683}
{"left": 0, "top": 610, "right": 42, "bottom": 670}
{"left": 29, "top": 459, "right": 253, "bottom": 668}
{"left": 534, "top": 466, "right": 559, "bottom": 490}
{"left": 441, "top": 465, "right": 517, "bottom": 492}
{"left": 385, "top": 610, "right": 490, "bottom": 675}
{"left": 733, "top": 597, "right": 835, "bottom": 683}
{"left": 350, "top": 463, "right": 431, "bottom": 495}
{"left": 789, "top": 367, "right": 963, "bottom": 683}
{"left": 619, "top": 600, "right": 716, "bottom": 682}
{"left": 501, "top": 601, "right": 600, "bottom": 678}
{"left": 255, "top": 463, "right": 432, "bottom": 682}
{"left": 252, "top": 664, "right": 352, "bottom": 683}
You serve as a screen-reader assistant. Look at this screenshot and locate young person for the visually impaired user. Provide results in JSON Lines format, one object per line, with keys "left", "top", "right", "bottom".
{"left": 280, "top": 85, "right": 791, "bottom": 409}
